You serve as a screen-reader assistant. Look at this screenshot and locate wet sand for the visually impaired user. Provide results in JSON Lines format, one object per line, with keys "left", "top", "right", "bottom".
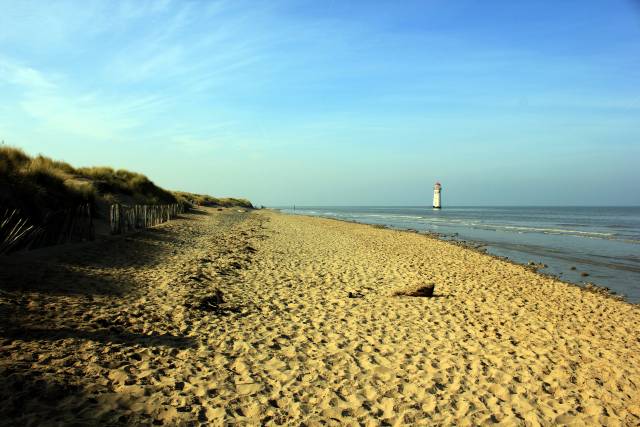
{"left": 1, "top": 208, "right": 639, "bottom": 425}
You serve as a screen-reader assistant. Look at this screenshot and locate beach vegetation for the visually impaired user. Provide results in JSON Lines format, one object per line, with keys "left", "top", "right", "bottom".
{"left": 1, "top": 146, "right": 94, "bottom": 222}
{"left": 173, "top": 191, "right": 253, "bottom": 209}
{"left": 0, "top": 145, "right": 253, "bottom": 226}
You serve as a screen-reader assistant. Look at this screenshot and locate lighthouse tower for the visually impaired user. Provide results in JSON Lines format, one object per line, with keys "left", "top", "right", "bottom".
{"left": 433, "top": 182, "right": 442, "bottom": 209}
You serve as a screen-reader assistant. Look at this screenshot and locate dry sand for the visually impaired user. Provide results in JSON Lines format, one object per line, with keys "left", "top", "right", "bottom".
{"left": 1, "top": 208, "right": 639, "bottom": 426}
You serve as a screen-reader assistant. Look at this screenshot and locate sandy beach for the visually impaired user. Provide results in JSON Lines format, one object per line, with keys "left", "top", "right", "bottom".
{"left": 1, "top": 208, "right": 639, "bottom": 426}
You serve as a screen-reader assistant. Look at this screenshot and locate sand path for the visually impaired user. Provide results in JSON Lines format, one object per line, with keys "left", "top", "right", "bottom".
{"left": 1, "top": 209, "right": 639, "bottom": 426}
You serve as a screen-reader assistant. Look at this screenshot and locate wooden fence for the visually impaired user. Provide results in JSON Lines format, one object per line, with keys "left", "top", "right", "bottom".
{"left": 0, "top": 204, "right": 94, "bottom": 255}
{"left": 109, "top": 203, "right": 183, "bottom": 235}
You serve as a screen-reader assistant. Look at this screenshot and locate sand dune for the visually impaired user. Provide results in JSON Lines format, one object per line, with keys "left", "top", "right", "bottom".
{"left": 1, "top": 208, "right": 639, "bottom": 425}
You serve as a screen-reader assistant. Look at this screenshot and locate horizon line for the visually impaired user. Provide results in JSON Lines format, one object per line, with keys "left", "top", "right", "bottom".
{"left": 269, "top": 204, "right": 640, "bottom": 208}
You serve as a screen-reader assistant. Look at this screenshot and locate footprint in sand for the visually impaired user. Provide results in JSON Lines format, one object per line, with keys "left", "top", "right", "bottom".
{"left": 236, "top": 382, "right": 262, "bottom": 396}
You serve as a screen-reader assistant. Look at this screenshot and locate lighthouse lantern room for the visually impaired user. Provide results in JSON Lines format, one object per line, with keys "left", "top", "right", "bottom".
{"left": 433, "top": 182, "right": 442, "bottom": 209}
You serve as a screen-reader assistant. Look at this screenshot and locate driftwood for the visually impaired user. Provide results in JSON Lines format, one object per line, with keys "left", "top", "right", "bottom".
{"left": 395, "top": 284, "right": 436, "bottom": 298}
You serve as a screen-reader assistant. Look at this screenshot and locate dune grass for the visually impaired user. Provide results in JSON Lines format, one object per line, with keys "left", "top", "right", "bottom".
{"left": 0, "top": 146, "right": 96, "bottom": 222}
{"left": 0, "top": 146, "right": 253, "bottom": 226}
{"left": 173, "top": 191, "right": 253, "bottom": 209}
{"left": 76, "top": 166, "right": 176, "bottom": 205}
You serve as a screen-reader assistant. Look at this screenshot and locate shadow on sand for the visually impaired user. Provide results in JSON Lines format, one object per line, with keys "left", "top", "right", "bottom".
{"left": 0, "top": 373, "right": 144, "bottom": 426}
{"left": 2, "top": 327, "right": 196, "bottom": 349}
{"left": 0, "top": 223, "right": 189, "bottom": 296}
{"left": 183, "top": 207, "right": 209, "bottom": 216}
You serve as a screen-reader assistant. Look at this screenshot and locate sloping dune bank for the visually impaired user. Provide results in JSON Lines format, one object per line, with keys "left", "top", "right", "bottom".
{"left": 1, "top": 209, "right": 639, "bottom": 426}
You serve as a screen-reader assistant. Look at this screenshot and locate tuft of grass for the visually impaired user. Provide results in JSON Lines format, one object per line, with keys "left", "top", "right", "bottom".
{"left": 0, "top": 146, "right": 30, "bottom": 174}
{"left": 1, "top": 146, "right": 93, "bottom": 223}
{"left": 64, "top": 180, "right": 97, "bottom": 201}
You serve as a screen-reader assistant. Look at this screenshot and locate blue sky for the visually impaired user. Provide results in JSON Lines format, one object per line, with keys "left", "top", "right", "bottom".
{"left": 1, "top": 0, "right": 639, "bottom": 206}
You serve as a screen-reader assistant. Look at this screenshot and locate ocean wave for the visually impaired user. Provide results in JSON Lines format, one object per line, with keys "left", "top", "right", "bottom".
{"left": 492, "top": 225, "right": 615, "bottom": 237}
{"left": 360, "top": 213, "right": 422, "bottom": 220}
{"left": 290, "top": 209, "right": 640, "bottom": 243}
{"left": 417, "top": 217, "right": 623, "bottom": 240}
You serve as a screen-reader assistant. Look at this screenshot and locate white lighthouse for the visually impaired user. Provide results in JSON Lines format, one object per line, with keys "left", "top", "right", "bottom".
{"left": 433, "top": 182, "right": 442, "bottom": 209}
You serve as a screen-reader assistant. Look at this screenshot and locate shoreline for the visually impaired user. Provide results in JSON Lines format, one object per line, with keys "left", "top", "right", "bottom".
{"left": 280, "top": 209, "right": 635, "bottom": 305}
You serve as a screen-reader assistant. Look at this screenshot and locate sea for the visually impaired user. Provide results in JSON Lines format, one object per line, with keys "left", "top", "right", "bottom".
{"left": 279, "top": 206, "right": 640, "bottom": 303}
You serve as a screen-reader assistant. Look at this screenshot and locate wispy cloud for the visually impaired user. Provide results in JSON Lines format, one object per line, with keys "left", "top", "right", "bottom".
{"left": 0, "top": 57, "right": 56, "bottom": 90}
{"left": 0, "top": 55, "right": 157, "bottom": 140}
{"left": 102, "top": 1, "right": 279, "bottom": 97}
{"left": 20, "top": 93, "right": 137, "bottom": 141}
